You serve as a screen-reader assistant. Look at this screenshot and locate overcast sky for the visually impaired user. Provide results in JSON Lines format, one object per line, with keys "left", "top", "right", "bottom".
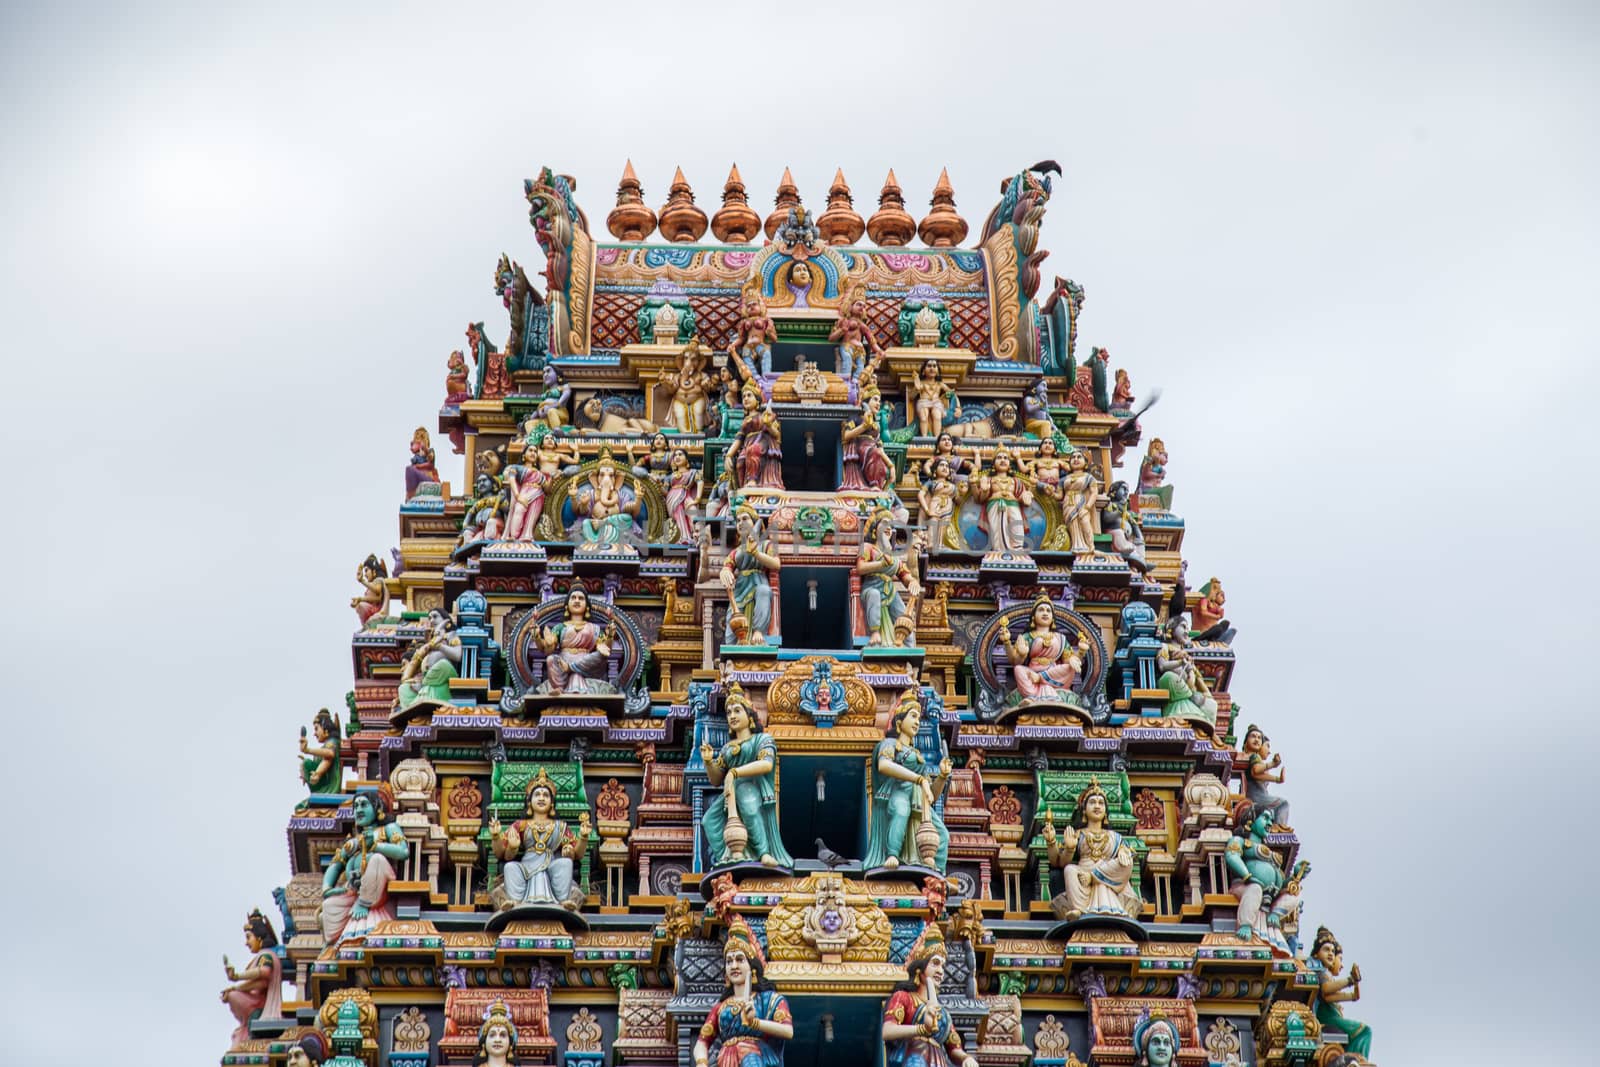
{"left": 1, "top": 2, "right": 1595, "bottom": 1063}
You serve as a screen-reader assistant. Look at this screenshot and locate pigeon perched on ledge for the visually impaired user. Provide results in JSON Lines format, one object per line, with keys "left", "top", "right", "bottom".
{"left": 815, "top": 839, "right": 851, "bottom": 869}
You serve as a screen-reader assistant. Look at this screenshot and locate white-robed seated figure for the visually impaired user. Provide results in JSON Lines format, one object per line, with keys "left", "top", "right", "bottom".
{"left": 1041, "top": 777, "right": 1143, "bottom": 924}
{"left": 490, "top": 768, "right": 592, "bottom": 911}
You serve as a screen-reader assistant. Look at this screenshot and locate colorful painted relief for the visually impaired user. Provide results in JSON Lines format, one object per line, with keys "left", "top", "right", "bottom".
{"left": 219, "top": 160, "right": 1378, "bottom": 1067}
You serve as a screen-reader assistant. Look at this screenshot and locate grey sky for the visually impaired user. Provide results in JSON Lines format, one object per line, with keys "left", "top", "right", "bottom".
{"left": 1, "top": 2, "right": 1594, "bottom": 1063}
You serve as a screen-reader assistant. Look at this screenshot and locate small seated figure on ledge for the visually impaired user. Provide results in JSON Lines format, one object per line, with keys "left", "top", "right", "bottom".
{"left": 1190, "top": 577, "right": 1236, "bottom": 644}
{"left": 221, "top": 909, "right": 282, "bottom": 1046}
{"left": 1310, "top": 926, "right": 1373, "bottom": 1061}
{"left": 1241, "top": 724, "right": 1292, "bottom": 831}
{"left": 298, "top": 708, "right": 342, "bottom": 795}
{"left": 395, "top": 608, "right": 462, "bottom": 713}
{"left": 351, "top": 553, "right": 388, "bottom": 627}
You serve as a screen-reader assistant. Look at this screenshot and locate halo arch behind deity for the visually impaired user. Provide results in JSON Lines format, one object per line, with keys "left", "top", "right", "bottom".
{"left": 970, "top": 598, "right": 1109, "bottom": 724}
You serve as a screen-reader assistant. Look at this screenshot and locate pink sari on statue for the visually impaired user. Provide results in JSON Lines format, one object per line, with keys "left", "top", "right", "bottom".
{"left": 225, "top": 950, "right": 283, "bottom": 1045}
{"left": 1012, "top": 631, "right": 1081, "bottom": 702}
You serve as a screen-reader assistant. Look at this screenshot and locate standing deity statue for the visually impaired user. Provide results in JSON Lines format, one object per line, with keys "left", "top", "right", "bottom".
{"left": 220, "top": 909, "right": 283, "bottom": 1046}
{"left": 662, "top": 448, "right": 702, "bottom": 543}
{"left": 351, "top": 553, "right": 388, "bottom": 626}
{"left": 913, "top": 359, "right": 959, "bottom": 438}
{"left": 1023, "top": 435, "right": 1067, "bottom": 501}
{"left": 298, "top": 707, "right": 342, "bottom": 795}
{"left": 1241, "top": 724, "right": 1292, "bottom": 830}
{"left": 829, "top": 283, "right": 884, "bottom": 380}
{"left": 1007, "top": 595, "right": 1091, "bottom": 705}
{"left": 490, "top": 768, "right": 592, "bottom": 911}
{"left": 692, "top": 916, "right": 793, "bottom": 1067}
{"left": 841, "top": 388, "right": 893, "bottom": 491}
{"left": 728, "top": 286, "right": 777, "bottom": 380}
{"left": 1310, "top": 926, "right": 1372, "bottom": 1060}
{"left": 700, "top": 682, "right": 792, "bottom": 868}
{"left": 1059, "top": 448, "right": 1100, "bottom": 562}
{"left": 882, "top": 923, "right": 979, "bottom": 1067}
{"left": 665, "top": 341, "right": 716, "bottom": 434}
{"left": 503, "top": 433, "right": 581, "bottom": 542}
{"left": 857, "top": 510, "right": 922, "bottom": 647}
{"left": 721, "top": 506, "right": 780, "bottom": 644}
{"left": 1041, "top": 778, "right": 1143, "bottom": 922}
{"left": 918, "top": 457, "right": 966, "bottom": 553}
{"left": 320, "top": 785, "right": 408, "bottom": 945}
{"left": 730, "top": 385, "right": 785, "bottom": 489}
{"left": 864, "top": 690, "right": 951, "bottom": 871}
{"left": 536, "top": 586, "right": 615, "bottom": 694}
{"left": 972, "top": 445, "right": 1033, "bottom": 554}
{"left": 395, "top": 608, "right": 462, "bottom": 712}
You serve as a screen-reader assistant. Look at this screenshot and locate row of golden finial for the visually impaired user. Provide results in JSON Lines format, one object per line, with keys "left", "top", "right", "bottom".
{"left": 605, "top": 161, "right": 967, "bottom": 248}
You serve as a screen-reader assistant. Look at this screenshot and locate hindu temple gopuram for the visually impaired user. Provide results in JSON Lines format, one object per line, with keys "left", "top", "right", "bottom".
{"left": 218, "top": 161, "right": 1377, "bottom": 1067}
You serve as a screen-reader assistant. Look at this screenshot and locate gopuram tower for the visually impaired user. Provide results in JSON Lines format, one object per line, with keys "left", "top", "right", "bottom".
{"left": 216, "top": 161, "right": 1377, "bottom": 1067}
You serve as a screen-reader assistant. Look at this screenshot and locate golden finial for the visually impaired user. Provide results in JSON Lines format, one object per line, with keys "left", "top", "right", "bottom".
{"left": 658, "top": 166, "right": 708, "bottom": 243}
{"left": 818, "top": 167, "right": 865, "bottom": 245}
{"left": 918, "top": 167, "right": 968, "bottom": 248}
{"left": 711, "top": 163, "right": 761, "bottom": 243}
{"left": 866, "top": 168, "right": 916, "bottom": 247}
{"left": 764, "top": 166, "right": 802, "bottom": 240}
{"left": 606, "top": 159, "right": 657, "bottom": 241}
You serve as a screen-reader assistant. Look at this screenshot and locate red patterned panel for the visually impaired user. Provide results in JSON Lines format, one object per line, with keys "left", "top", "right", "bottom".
{"left": 591, "top": 291, "right": 646, "bottom": 351}
{"left": 689, "top": 293, "right": 743, "bottom": 352}
{"left": 948, "top": 298, "right": 991, "bottom": 356}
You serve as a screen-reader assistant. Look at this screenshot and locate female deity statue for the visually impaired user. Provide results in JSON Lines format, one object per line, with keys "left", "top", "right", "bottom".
{"left": 913, "top": 359, "right": 959, "bottom": 438}
{"left": 1241, "top": 724, "right": 1292, "bottom": 830}
{"left": 721, "top": 506, "right": 780, "bottom": 643}
{"left": 692, "top": 916, "right": 793, "bottom": 1067}
{"left": 1100, "top": 481, "right": 1150, "bottom": 574}
{"left": 666, "top": 341, "right": 716, "bottom": 434}
{"left": 221, "top": 909, "right": 282, "bottom": 1045}
{"left": 1310, "top": 926, "right": 1372, "bottom": 1059}
{"left": 1154, "top": 618, "right": 1218, "bottom": 729}
{"left": 405, "top": 427, "right": 440, "bottom": 499}
{"left": 1022, "top": 377, "right": 1055, "bottom": 439}
{"left": 320, "top": 785, "right": 408, "bottom": 945}
{"left": 299, "top": 708, "right": 342, "bottom": 794}
{"left": 461, "top": 473, "right": 507, "bottom": 544}
{"left": 882, "top": 924, "right": 979, "bottom": 1067}
{"left": 662, "top": 448, "right": 702, "bottom": 543}
{"left": 730, "top": 385, "right": 784, "bottom": 489}
{"left": 1007, "top": 595, "right": 1091, "bottom": 705}
{"left": 829, "top": 285, "right": 884, "bottom": 380}
{"left": 1139, "top": 437, "right": 1168, "bottom": 492}
{"left": 784, "top": 260, "right": 815, "bottom": 307}
{"left": 1022, "top": 436, "right": 1067, "bottom": 501}
{"left": 920, "top": 433, "right": 970, "bottom": 481}
{"left": 972, "top": 445, "right": 1033, "bottom": 554}
{"left": 841, "top": 389, "right": 893, "bottom": 491}
{"left": 504, "top": 434, "right": 581, "bottom": 542}
{"left": 864, "top": 691, "right": 951, "bottom": 871}
{"left": 857, "top": 510, "right": 921, "bottom": 647}
{"left": 1041, "top": 778, "right": 1143, "bottom": 922}
{"left": 728, "top": 287, "right": 777, "bottom": 379}
{"left": 475, "top": 999, "right": 519, "bottom": 1067}
{"left": 536, "top": 586, "right": 614, "bottom": 694}
{"left": 395, "top": 609, "right": 462, "bottom": 712}
{"left": 530, "top": 365, "right": 571, "bottom": 431}
{"left": 489, "top": 769, "right": 592, "bottom": 911}
{"left": 467, "top": 321, "right": 511, "bottom": 400}
{"left": 918, "top": 458, "right": 965, "bottom": 553}
{"left": 351, "top": 553, "right": 388, "bottom": 626}
{"left": 1129, "top": 1010, "right": 1180, "bottom": 1067}
{"left": 575, "top": 450, "right": 641, "bottom": 549}
{"left": 700, "top": 682, "right": 792, "bottom": 868}
{"left": 1059, "top": 447, "right": 1100, "bottom": 561}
